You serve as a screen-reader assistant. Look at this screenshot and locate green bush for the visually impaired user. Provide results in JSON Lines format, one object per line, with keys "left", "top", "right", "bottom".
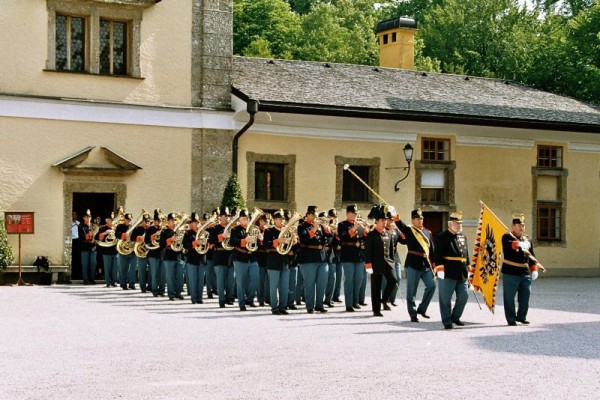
{"left": 221, "top": 173, "right": 246, "bottom": 211}
{"left": 0, "top": 216, "right": 15, "bottom": 273}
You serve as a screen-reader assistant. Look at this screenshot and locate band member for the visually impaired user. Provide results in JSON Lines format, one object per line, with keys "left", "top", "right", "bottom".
{"left": 263, "top": 210, "right": 291, "bottom": 315}
{"left": 383, "top": 218, "right": 406, "bottom": 306}
{"left": 131, "top": 213, "right": 150, "bottom": 293}
{"left": 209, "top": 207, "right": 235, "bottom": 308}
{"left": 161, "top": 213, "right": 184, "bottom": 300}
{"left": 286, "top": 211, "right": 301, "bottom": 311}
{"left": 389, "top": 207, "right": 436, "bottom": 322}
{"left": 78, "top": 209, "right": 96, "bottom": 285}
{"left": 203, "top": 211, "right": 218, "bottom": 299}
{"left": 364, "top": 205, "right": 398, "bottom": 317}
{"left": 146, "top": 210, "right": 166, "bottom": 297}
{"left": 434, "top": 212, "right": 470, "bottom": 329}
{"left": 502, "top": 213, "right": 545, "bottom": 326}
{"left": 297, "top": 205, "right": 332, "bottom": 314}
{"left": 338, "top": 204, "right": 366, "bottom": 312}
{"left": 229, "top": 209, "right": 260, "bottom": 311}
{"left": 323, "top": 208, "right": 339, "bottom": 308}
{"left": 95, "top": 212, "right": 118, "bottom": 287}
{"left": 256, "top": 214, "right": 270, "bottom": 307}
{"left": 116, "top": 212, "right": 136, "bottom": 290}
{"left": 183, "top": 212, "right": 207, "bottom": 304}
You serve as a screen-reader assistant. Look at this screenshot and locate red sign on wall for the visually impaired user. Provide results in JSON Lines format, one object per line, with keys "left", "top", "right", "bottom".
{"left": 4, "top": 212, "right": 35, "bottom": 234}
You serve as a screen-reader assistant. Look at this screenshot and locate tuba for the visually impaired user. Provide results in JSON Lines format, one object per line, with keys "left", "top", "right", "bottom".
{"left": 245, "top": 208, "right": 264, "bottom": 252}
{"left": 195, "top": 214, "right": 218, "bottom": 254}
{"left": 170, "top": 212, "right": 190, "bottom": 252}
{"left": 117, "top": 209, "right": 147, "bottom": 255}
{"left": 221, "top": 211, "right": 240, "bottom": 251}
{"left": 276, "top": 212, "right": 302, "bottom": 255}
{"left": 134, "top": 234, "right": 149, "bottom": 258}
{"left": 96, "top": 207, "right": 124, "bottom": 248}
{"left": 145, "top": 209, "right": 167, "bottom": 251}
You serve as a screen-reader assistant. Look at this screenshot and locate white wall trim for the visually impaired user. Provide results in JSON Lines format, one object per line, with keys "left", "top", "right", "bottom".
{"left": 569, "top": 142, "right": 600, "bottom": 153}
{"left": 0, "top": 95, "right": 234, "bottom": 130}
{"left": 456, "top": 135, "right": 534, "bottom": 148}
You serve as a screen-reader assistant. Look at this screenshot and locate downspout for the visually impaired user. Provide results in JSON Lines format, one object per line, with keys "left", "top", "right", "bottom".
{"left": 232, "top": 99, "right": 259, "bottom": 175}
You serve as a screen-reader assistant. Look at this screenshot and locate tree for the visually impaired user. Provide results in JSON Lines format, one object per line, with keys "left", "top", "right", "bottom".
{"left": 221, "top": 174, "right": 246, "bottom": 212}
{"left": 0, "top": 216, "right": 14, "bottom": 274}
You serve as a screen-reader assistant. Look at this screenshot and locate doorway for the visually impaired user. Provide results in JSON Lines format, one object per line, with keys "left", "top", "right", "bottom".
{"left": 423, "top": 211, "right": 446, "bottom": 241}
{"left": 71, "top": 192, "right": 116, "bottom": 280}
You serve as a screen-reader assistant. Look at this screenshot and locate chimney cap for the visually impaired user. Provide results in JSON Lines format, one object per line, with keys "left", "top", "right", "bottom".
{"left": 376, "top": 16, "right": 417, "bottom": 34}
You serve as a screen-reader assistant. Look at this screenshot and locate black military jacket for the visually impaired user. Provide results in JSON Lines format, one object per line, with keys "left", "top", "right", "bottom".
{"left": 229, "top": 224, "right": 257, "bottom": 264}
{"left": 297, "top": 221, "right": 331, "bottom": 264}
{"left": 337, "top": 220, "right": 364, "bottom": 263}
{"left": 208, "top": 223, "right": 231, "bottom": 266}
{"left": 434, "top": 229, "right": 469, "bottom": 281}
{"left": 159, "top": 227, "right": 179, "bottom": 261}
{"left": 396, "top": 219, "right": 435, "bottom": 271}
{"left": 183, "top": 229, "right": 206, "bottom": 266}
{"left": 364, "top": 228, "right": 395, "bottom": 273}
{"left": 95, "top": 225, "right": 117, "bottom": 255}
{"left": 263, "top": 226, "right": 290, "bottom": 270}
{"left": 145, "top": 225, "right": 162, "bottom": 259}
{"left": 501, "top": 233, "right": 536, "bottom": 276}
{"left": 78, "top": 223, "right": 96, "bottom": 252}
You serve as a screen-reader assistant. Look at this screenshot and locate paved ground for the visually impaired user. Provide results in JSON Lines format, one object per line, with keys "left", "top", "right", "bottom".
{"left": 1, "top": 278, "right": 599, "bottom": 399}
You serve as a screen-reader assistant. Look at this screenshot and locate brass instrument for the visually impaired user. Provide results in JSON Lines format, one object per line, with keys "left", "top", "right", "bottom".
{"left": 221, "top": 211, "right": 240, "bottom": 251}
{"left": 96, "top": 207, "right": 125, "bottom": 247}
{"left": 276, "top": 212, "right": 301, "bottom": 255}
{"left": 117, "top": 209, "right": 147, "bottom": 256}
{"left": 87, "top": 223, "right": 100, "bottom": 244}
{"left": 170, "top": 212, "right": 190, "bottom": 252}
{"left": 195, "top": 214, "right": 218, "bottom": 255}
{"left": 245, "top": 208, "right": 264, "bottom": 252}
{"left": 134, "top": 234, "right": 149, "bottom": 258}
{"left": 145, "top": 209, "right": 167, "bottom": 251}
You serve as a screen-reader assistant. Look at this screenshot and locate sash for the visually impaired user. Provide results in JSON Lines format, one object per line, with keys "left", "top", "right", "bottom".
{"left": 410, "top": 226, "right": 431, "bottom": 267}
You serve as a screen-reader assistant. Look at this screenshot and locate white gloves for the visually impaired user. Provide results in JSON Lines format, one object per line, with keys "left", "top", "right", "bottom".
{"left": 387, "top": 206, "right": 397, "bottom": 217}
{"left": 518, "top": 241, "right": 531, "bottom": 251}
{"left": 365, "top": 263, "right": 373, "bottom": 275}
{"left": 531, "top": 270, "right": 539, "bottom": 281}
{"left": 437, "top": 271, "right": 445, "bottom": 280}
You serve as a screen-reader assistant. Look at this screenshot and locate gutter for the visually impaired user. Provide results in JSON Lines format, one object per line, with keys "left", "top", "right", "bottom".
{"left": 232, "top": 99, "right": 259, "bottom": 174}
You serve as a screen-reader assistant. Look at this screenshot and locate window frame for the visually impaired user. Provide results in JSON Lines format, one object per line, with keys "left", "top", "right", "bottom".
{"left": 99, "top": 18, "right": 130, "bottom": 76}
{"left": 422, "top": 137, "right": 451, "bottom": 162}
{"left": 536, "top": 202, "right": 562, "bottom": 241}
{"left": 537, "top": 145, "right": 563, "bottom": 168}
{"left": 254, "top": 162, "right": 287, "bottom": 202}
{"left": 247, "top": 152, "right": 296, "bottom": 211}
{"left": 334, "top": 156, "right": 380, "bottom": 210}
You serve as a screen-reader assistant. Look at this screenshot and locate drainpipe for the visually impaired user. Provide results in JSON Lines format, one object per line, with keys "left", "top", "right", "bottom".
{"left": 232, "top": 99, "right": 259, "bottom": 175}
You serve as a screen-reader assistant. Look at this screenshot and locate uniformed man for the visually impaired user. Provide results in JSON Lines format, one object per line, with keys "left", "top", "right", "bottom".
{"left": 383, "top": 218, "right": 406, "bottom": 306}
{"left": 203, "top": 211, "right": 218, "bottom": 299}
{"left": 116, "top": 212, "right": 136, "bottom": 290}
{"left": 183, "top": 212, "right": 208, "bottom": 304}
{"left": 338, "top": 204, "right": 367, "bottom": 312}
{"left": 256, "top": 214, "right": 270, "bottom": 307}
{"left": 264, "top": 209, "right": 291, "bottom": 315}
{"left": 434, "top": 212, "right": 470, "bottom": 329}
{"left": 364, "top": 205, "right": 398, "bottom": 317}
{"left": 130, "top": 212, "right": 150, "bottom": 293}
{"left": 161, "top": 213, "right": 184, "bottom": 301}
{"left": 323, "top": 208, "right": 339, "bottom": 308}
{"left": 286, "top": 210, "right": 301, "bottom": 311}
{"left": 297, "top": 205, "right": 332, "bottom": 314}
{"left": 229, "top": 209, "right": 260, "bottom": 311}
{"left": 78, "top": 209, "right": 97, "bottom": 285}
{"left": 95, "top": 212, "right": 118, "bottom": 287}
{"left": 146, "top": 209, "right": 166, "bottom": 297}
{"left": 501, "top": 213, "right": 545, "bottom": 326}
{"left": 389, "top": 207, "right": 436, "bottom": 322}
{"left": 208, "top": 207, "right": 235, "bottom": 308}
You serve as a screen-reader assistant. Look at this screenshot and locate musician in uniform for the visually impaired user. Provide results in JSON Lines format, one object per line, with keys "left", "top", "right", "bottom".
{"left": 183, "top": 212, "right": 208, "bottom": 304}
{"left": 78, "top": 209, "right": 96, "bottom": 285}
{"left": 338, "top": 204, "right": 366, "bottom": 312}
{"left": 434, "top": 212, "right": 470, "bottom": 329}
{"left": 131, "top": 212, "right": 150, "bottom": 293}
{"left": 203, "top": 211, "right": 218, "bottom": 299}
{"left": 323, "top": 208, "right": 339, "bottom": 308}
{"left": 256, "top": 214, "right": 270, "bottom": 307}
{"left": 95, "top": 212, "right": 118, "bottom": 287}
{"left": 389, "top": 207, "right": 436, "bottom": 322}
{"left": 501, "top": 213, "right": 544, "bottom": 326}
{"left": 264, "top": 210, "right": 291, "bottom": 315}
{"left": 209, "top": 207, "right": 235, "bottom": 308}
{"left": 297, "top": 205, "right": 332, "bottom": 314}
{"left": 116, "top": 212, "right": 136, "bottom": 290}
{"left": 364, "top": 205, "right": 398, "bottom": 317}
{"left": 161, "top": 213, "right": 184, "bottom": 300}
{"left": 146, "top": 210, "right": 166, "bottom": 297}
{"left": 229, "top": 209, "right": 260, "bottom": 311}
{"left": 286, "top": 211, "right": 301, "bottom": 311}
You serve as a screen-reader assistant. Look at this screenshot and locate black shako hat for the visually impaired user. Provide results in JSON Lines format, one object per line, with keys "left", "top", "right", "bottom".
{"left": 512, "top": 213, "right": 525, "bottom": 224}
{"left": 217, "top": 207, "right": 229, "bottom": 216}
{"left": 449, "top": 211, "right": 463, "bottom": 222}
{"left": 346, "top": 204, "right": 358, "bottom": 214}
{"left": 167, "top": 212, "right": 177, "bottom": 221}
{"left": 367, "top": 204, "right": 386, "bottom": 220}
{"left": 273, "top": 209, "right": 285, "bottom": 219}
{"left": 153, "top": 209, "right": 161, "bottom": 221}
{"left": 306, "top": 205, "right": 318, "bottom": 215}
{"left": 238, "top": 208, "right": 250, "bottom": 218}
{"left": 411, "top": 208, "right": 423, "bottom": 219}
{"left": 328, "top": 208, "right": 337, "bottom": 218}
{"left": 190, "top": 212, "right": 200, "bottom": 223}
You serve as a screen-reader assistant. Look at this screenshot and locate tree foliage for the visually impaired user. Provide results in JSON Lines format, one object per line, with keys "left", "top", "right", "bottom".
{"left": 234, "top": 0, "right": 600, "bottom": 104}
{"left": 0, "top": 216, "right": 14, "bottom": 272}
{"left": 221, "top": 174, "right": 246, "bottom": 212}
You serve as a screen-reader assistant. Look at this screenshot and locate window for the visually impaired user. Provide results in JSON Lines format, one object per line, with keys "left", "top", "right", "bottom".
{"left": 383, "top": 34, "right": 388, "bottom": 45}
{"left": 342, "top": 165, "right": 370, "bottom": 202}
{"left": 255, "top": 163, "right": 286, "bottom": 201}
{"left": 420, "top": 169, "right": 446, "bottom": 205}
{"left": 100, "top": 20, "right": 128, "bottom": 75}
{"left": 392, "top": 32, "right": 397, "bottom": 42}
{"left": 537, "top": 203, "right": 562, "bottom": 240}
{"left": 537, "top": 145, "right": 562, "bottom": 168}
{"left": 55, "top": 15, "right": 86, "bottom": 71}
{"left": 422, "top": 138, "right": 450, "bottom": 161}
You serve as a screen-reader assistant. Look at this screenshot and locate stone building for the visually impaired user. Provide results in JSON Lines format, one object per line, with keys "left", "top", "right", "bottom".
{"left": 1, "top": 0, "right": 599, "bottom": 279}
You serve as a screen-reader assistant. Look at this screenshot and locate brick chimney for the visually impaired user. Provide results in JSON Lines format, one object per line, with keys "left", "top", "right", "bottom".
{"left": 376, "top": 17, "right": 417, "bottom": 70}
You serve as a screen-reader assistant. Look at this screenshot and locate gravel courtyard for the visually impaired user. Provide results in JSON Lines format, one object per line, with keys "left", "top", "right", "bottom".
{"left": 1, "top": 277, "right": 599, "bottom": 399}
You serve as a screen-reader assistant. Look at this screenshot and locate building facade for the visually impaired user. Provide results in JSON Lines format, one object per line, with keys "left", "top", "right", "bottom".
{"left": 1, "top": 0, "right": 599, "bottom": 278}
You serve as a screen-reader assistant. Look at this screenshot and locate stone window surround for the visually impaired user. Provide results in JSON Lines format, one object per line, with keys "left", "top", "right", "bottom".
{"left": 334, "top": 156, "right": 380, "bottom": 210}
{"left": 531, "top": 166, "right": 568, "bottom": 247}
{"left": 246, "top": 152, "right": 296, "bottom": 211}
{"left": 414, "top": 160, "right": 456, "bottom": 214}
{"left": 63, "top": 179, "right": 126, "bottom": 272}
{"left": 46, "top": 0, "right": 146, "bottom": 77}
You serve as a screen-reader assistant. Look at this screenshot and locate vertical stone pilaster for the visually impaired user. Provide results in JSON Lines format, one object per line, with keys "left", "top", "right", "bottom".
{"left": 191, "top": 0, "right": 233, "bottom": 109}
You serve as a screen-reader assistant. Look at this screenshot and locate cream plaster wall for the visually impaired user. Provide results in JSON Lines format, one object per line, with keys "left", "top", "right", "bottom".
{"left": 0, "top": 116, "right": 192, "bottom": 264}
{"left": 0, "top": 0, "right": 192, "bottom": 106}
